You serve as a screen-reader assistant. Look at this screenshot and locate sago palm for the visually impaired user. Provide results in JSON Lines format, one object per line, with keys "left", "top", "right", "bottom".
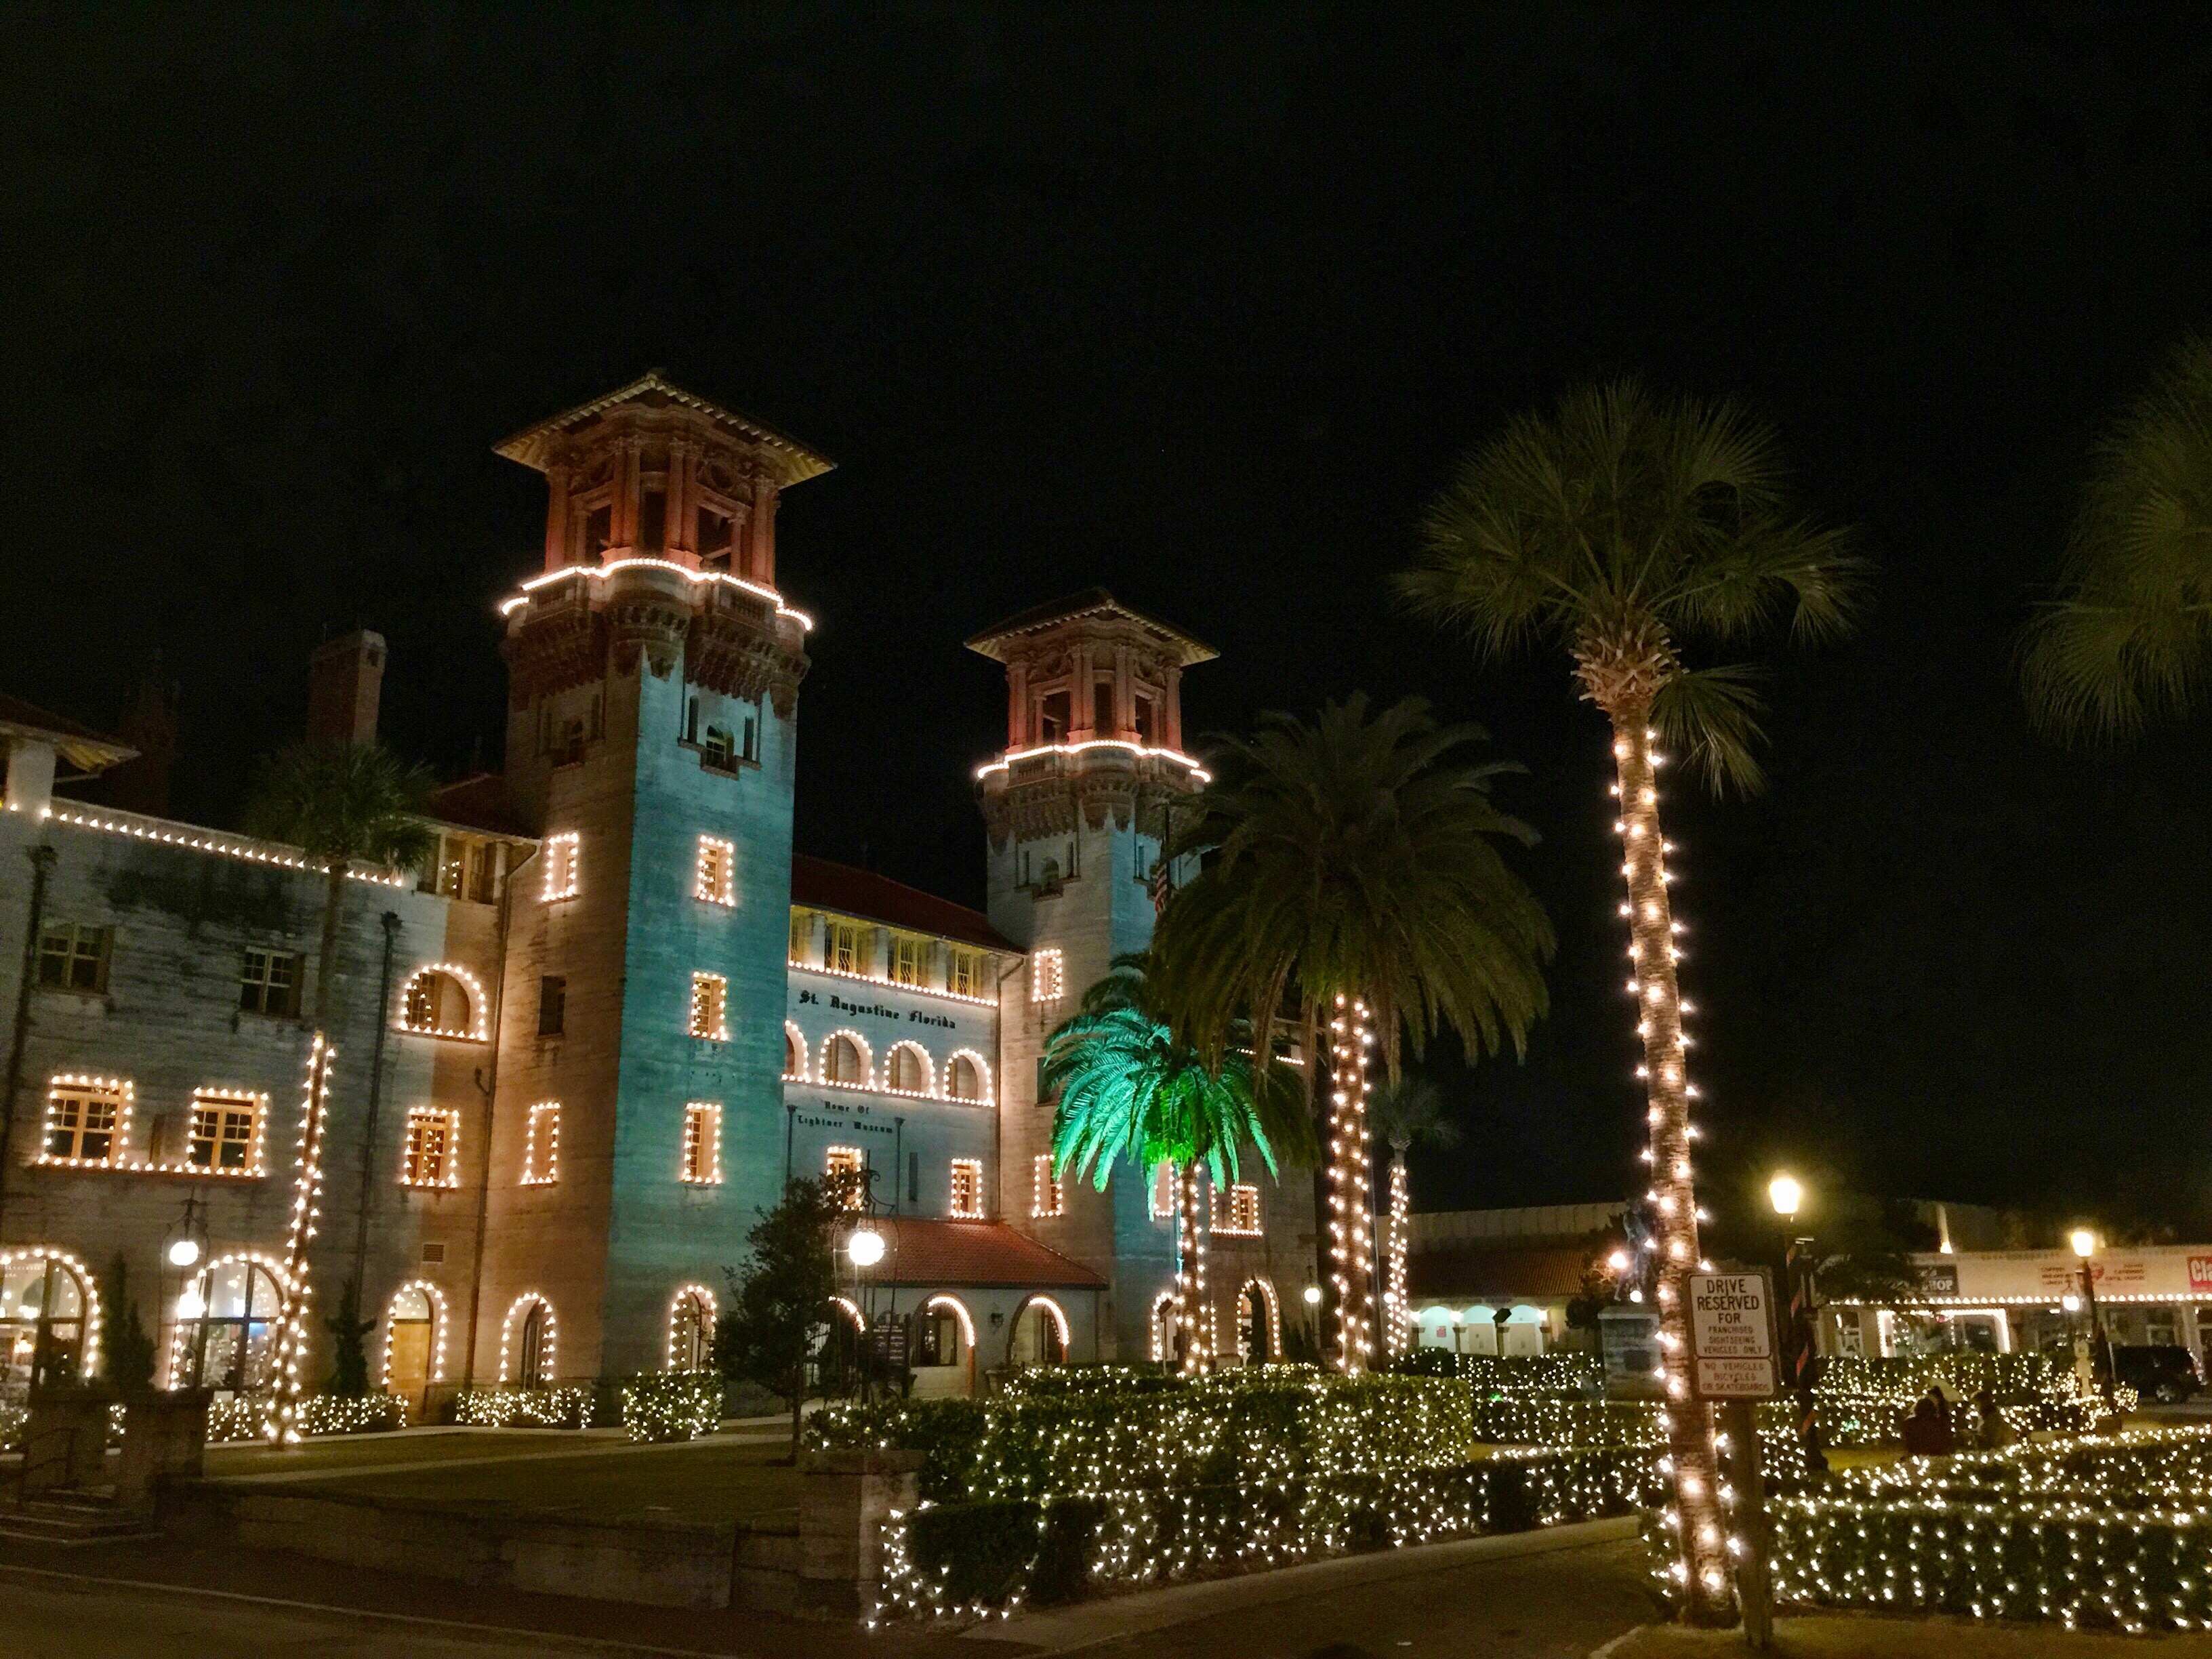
{"left": 1045, "top": 958, "right": 1303, "bottom": 1374}
{"left": 2021, "top": 335, "right": 2212, "bottom": 742}
{"left": 1366, "top": 1078, "right": 1458, "bottom": 1357}
{"left": 1150, "top": 693, "right": 1553, "bottom": 1376}
{"left": 1399, "top": 378, "right": 1863, "bottom": 1622}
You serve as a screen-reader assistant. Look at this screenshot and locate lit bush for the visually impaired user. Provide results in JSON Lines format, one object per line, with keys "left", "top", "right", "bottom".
{"left": 621, "top": 1372, "right": 721, "bottom": 1443}
{"left": 453, "top": 1385, "right": 592, "bottom": 1428}
{"left": 1389, "top": 1350, "right": 1603, "bottom": 1395}
{"left": 205, "top": 1393, "right": 406, "bottom": 1442}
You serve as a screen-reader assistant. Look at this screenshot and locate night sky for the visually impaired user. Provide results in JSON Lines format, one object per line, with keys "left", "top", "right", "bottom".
{"left": 9, "top": 7, "right": 2212, "bottom": 1236}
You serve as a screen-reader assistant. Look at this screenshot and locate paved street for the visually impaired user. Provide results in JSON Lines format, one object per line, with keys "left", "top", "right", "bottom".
{"left": 0, "top": 1523, "right": 1660, "bottom": 1659}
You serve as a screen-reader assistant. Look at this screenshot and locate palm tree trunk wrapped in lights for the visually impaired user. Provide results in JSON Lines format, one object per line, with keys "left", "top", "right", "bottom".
{"left": 269, "top": 1034, "right": 335, "bottom": 1443}
{"left": 1176, "top": 1164, "right": 1210, "bottom": 1373}
{"left": 1370, "top": 1077, "right": 1458, "bottom": 1357}
{"left": 1404, "top": 381, "right": 1864, "bottom": 1622}
{"left": 1149, "top": 696, "right": 1553, "bottom": 1379}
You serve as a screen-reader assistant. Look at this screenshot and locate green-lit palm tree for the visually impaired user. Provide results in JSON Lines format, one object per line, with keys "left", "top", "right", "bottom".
{"left": 2021, "top": 335, "right": 2212, "bottom": 741}
{"left": 1366, "top": 1078, "right": 1459, "bottom": 1357}
{"left": 1399, "top": 378, "right": 1863, "bottom": 1622}
{"left": 245, "top": 741, "right": 440, "bottom": 1027}
{"left": 1149, "top": 694, "right": 1553, "bottom": 1378}
{"left": 1046, "top": 958, "right": 1305, "bottom": 1374}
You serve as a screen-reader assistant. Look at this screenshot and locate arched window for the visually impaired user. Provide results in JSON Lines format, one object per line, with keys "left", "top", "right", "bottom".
{"left": 173, "top": 1258, "right": 285, "bottom": 1395}
{"left": 886, "top": 1043, "right": 929, "bottom": 1094}
{"left": 946, "top": 1053, "right": 987, "bottom": 1103}
{"left": 1149, "top": 1291, "right": 1180, "bottom": 1364}
{"left": 397, "top": 966, "right": 486, "bottom": 1040}
{"left": 668, "top": 1286, "right": 716, "bottom": 1372}
{"left": 1238, "top": 1279, "right": 1281, "bottom": 1364}
{"left": 0, "top": 1250, "right": 94, "bottom": 1398}
{"left": 503, "top": 1294, "right": 555, "bottom": 1387}
{"left": 824, "top": 1033, "right": 868, "bottom": 1086}
{"left": 1008, "top": 1296, "right": 1069, "bottom": 1369}
{"left": 783, "top": 1024, "right": 805, "bottom": 1080}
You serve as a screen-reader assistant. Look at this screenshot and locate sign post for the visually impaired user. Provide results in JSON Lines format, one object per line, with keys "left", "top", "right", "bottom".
{"left": 1687, "top": 1268, "right": 1782, "bottom": 1650}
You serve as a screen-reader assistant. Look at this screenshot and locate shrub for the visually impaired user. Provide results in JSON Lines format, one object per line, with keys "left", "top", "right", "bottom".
{"left": 1388, "top": 1350, "right": 1603, "bottom": 1395}
{"left": 206, "top": 1393, "right": 406, "bottom": 1442}
{"left": 621, "top": 1372, "right": 721, "bottom": 1443}
{"left": 453, "top": 1386, "right": 592, "bottom": 1428}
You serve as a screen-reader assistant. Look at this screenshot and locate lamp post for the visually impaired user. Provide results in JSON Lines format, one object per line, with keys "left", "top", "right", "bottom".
{"left": 2071, "top": 1229, "right": 2114, "bottom": 1414}
{"left": 1769, "top": 1173, "right": 1825, "bottom": 1473}
{"left": 846, "top": 1220, "right": 884, "bottom": 1401}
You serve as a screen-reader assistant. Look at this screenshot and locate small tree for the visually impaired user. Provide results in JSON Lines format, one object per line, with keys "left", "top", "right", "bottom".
{"left": 716, "top": 1176, "right": 846, "bottom": 1461}
{"left": 325, "top": 1278, "right": 375, "bottom": 1397}
{"left": 100, "top": 1254, "right": 157, "bottom": 1394}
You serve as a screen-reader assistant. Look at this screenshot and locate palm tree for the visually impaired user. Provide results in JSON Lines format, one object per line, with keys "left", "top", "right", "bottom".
{"left": 244, "top": 741, "right": 439, "bottom": 1027}
{"left": 1366, "top": 1078, "right": 1459, "bottom": 1357}
{"left": 1399, "top": 378, "right": 1863, "bottom": 1622}
{"left": 1149, "top": 694, "right": 1554, "bottom": 1378}
{"left": 2021, "top": 334, "right": 2212, "bottom": 741}
{"left": 1046, "top": 958, "right": 1305, "bottom": 1374}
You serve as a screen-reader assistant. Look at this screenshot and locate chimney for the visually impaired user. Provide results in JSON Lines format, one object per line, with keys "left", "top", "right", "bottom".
{"left": 94, "top": 654, "right": 180, "bottom": 816}
{"left": 306, "top": 630, "right": 387, "bottom": 748}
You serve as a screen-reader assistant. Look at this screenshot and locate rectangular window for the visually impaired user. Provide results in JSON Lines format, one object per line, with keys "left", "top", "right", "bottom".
{"left": 438, "top": 838, "right": 466, "bottom": 898}
{"left": 1031, "top": 1153, "right": 1063, "bottom": 1218}
{"left": 949, "top": 1158, "right": 985, "bottom": 1220}
{"left": 37, "top": 923, "right": 110, "bottom": 994}
{"left": 830, "top": 922, "right": 861, "bottom": 975}
{"left": 697, "top": 506, "right": 733, "bottom": 565}
{"left": 825, "top": 1144, "right": 865, "bottom": 1206}
{"left": 43, "top": 1078, "right": 128, "bottom": 1164}
{"left": 741, "top": 708, "right": 760, "bottom": 764}
{"left": 401, "top": 1109, "right": 459, "bottom": 1188}
{"left": 521, "top": 1102, "right": 560, "bottom": 1185}
{"left": 1093, "top": 677, "right": 1115, "bottom": 734}
{"left": 187, "top": 1091, "right": 264, "bottom": 1173}
{"left": 689, "top": 972, "right": 728, "bottom": 1040}
{"left": 1214, "top": 1183, "right": 1263, "bottom": 1237}
{"left": 949, "top": 948, "right": 982, "bottom": 998}
{"left": 537, "top": 975, "right": 567, "bottom": 1038}
{"left": 907, "top": 1150, "right": 920, "bottom": 1206}
{"left": 1031, "top": 949, "right": 1064, "bottom": 1002}
{"left": 1134, "top": 692, "right": 1160, "bottom": 744}
{"left": 468, "top": 842, "right": 497, "bottom": 903}
{"left": 892, "top": 935, "right": 923, "bottom": 987}
{"left": 582, "top": 503, "right": 612, "bottom": 560}
{"left": 682, "top": 1102, "right": 722, "bottom": 1185}
{"left": 238, "top": 948, "right": 301, "bottom": 1017}
{"left": 1149, "top": 1164, "right": 1175, "bottom": 1221}
{"left": 1038, "top": 689, "right": 1070, "bottom": 743}
{"left": 788, "top": 909, "right": 811, "bottom": 964}
{"left": 696, "top": 836, "right": 735, "bottom": 906}
{"left": 543, "top": 832, "right": 579, "bottom": 900}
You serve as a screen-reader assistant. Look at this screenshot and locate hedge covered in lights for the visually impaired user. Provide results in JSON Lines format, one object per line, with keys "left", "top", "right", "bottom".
{"left": 1389, "top": 1350, "right": 1604, "bottom": 1396}
{"left": 814, "top": 1370, "right": 1477, "bottom": 1504}
{"left": 875, "top": 1443, "right": 1659, "bottom": 1618}
{"left": 207, "top": 1393, "right": 406, "bottom": 1442}
{"left": 621, "top": 1371, "right": 722, "bottom": 1442}
{"left": 1767, "top": 1429, "right": 2212, "bottom": 1631}
{"left": 454, "top": 1385, "right": 592, "bottom": 1429}
{"left": 1813, "top": 1353, "right": 2104, "bottom": 1449}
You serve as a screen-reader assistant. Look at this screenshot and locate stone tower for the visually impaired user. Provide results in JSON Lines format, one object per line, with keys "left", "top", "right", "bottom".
{"left": 970, "top": 591, "right": 1231, "bottom": 1360}
{"left": 477, "top": 373, "right": 830, "bottom": 1380}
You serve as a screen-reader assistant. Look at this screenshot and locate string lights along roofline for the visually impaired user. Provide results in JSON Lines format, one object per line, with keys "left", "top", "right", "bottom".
{"left": 975, "top": 738, "right": 1211, "bottom": 783}
{"left": 497, "top": 558, "right": 814, "bottom": 631}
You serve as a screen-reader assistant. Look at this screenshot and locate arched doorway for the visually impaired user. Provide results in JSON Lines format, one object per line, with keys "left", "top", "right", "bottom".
{"left": 501, "top": 1294, "right": 555, "bottom": 1387}
{"left": 382, "top": 1283, "right": 443, "bottom": 1415}
{"left": 1008, "top": 1297, "right": 1068, "bottom": 1368}
{"left": 1237, "top": 1280, "right": 1279, "bottom": 1364}
{"left": 910, "top": 1296, "right": 974, "bottom": 1398}
{"left": 174, "top": 1258, "right": 285, "bottom": 1395}
{"left": 0, "top": 1251, "right": 93, "bottom": 1404}
{"left": 668, "top": 1286, "right": 715, "bottom": 1372}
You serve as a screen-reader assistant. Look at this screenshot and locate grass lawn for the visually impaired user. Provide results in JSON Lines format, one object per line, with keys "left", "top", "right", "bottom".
{"left": 1612, "top": 1616, "right": 2212, "bottom": 1658}
{"left": 312, "top": 1437, "right": 806, "bottom": 1525}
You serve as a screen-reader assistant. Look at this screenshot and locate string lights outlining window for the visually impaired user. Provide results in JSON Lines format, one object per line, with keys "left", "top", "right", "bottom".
{"left": 520, "top": 1103, "right": 560, "bottom": 1185}
{"left": 1031, "top": 1153, "right": 1063, "bottom": 1218}
{"left": 498, "top": 1292, "right": 556, "bottom": 1386}
{"left": 695, "top": 836, "right": 735, "bottom": 906}
{"left": 949, "top": 1158, "right": 985, "bottom": 1219}
{"left": 401, "top": 1107, "right": 461, "bottom": 1188}
{"left": 945, "top": 1050, "right": 991, "bottom": 1104}
{"left": 782, "top": 1021, "right": 807, "bottom": 1080}
{"left": 884, "top": 1041, "right": 933, "bottom": 1097}
{"left": 689, "top": 972, "right": 729, "bottom": 1041}
{"left": 542, "top": 832, "right": 579, "bottom": 901}
{"left": 681, "top": 1102, "right": 722, "bottom": 1185}
{"left": 666, "top": 1284, "right": 718, "bottom": 1370}
{"left": 0, "top": 1246, "right": 102, "bottom": 1380}
{"left": 395, "top": 963, "right": 490, "bottom": 1041}
{"left": 824, "top": 1144, "right": 866, "bottom": 1205}
{"left": 1240, "top": 1277, "right": 1283, "bottom": 1361}
{"left": 1031, "top": 949, "right": 1065, "bottom": 1002}
{"left": 1212, "top": 1183, "right": 1263, "bottom": 1237}
{"left": 819, "top": 1030, "right": 873, "bottom": 1088}
{"left": 38, "top": 1076, "right": 131, "bottom": 1168}
{"left": 187, "top": 1090, "right": 268, "bottom": 1175}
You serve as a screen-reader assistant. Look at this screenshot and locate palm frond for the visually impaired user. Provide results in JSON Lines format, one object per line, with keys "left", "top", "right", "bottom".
{"left": 243, "top": 741, "right": 441, "bottom": 874}
{"left": 1650, "top": 663, "right": 1771, "bottom": 796}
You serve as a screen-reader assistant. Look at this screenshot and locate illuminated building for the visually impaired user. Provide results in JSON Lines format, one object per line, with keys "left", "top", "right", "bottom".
{"left": 0, "top": 375, "right": 1313, "bottom": 1414}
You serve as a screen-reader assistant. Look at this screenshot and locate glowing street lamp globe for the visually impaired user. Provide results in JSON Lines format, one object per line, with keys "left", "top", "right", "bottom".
{"left": 1302, "top": 1284, "right": 1323, "bottom": 1307}
{"left": 167, "top": 1237, "right": 202, "bottom": 1269}
{"left": 2070, "top": 1228, "right": 2097, "bottom": 1260}
{"left": 1767, "top": 1174, "right": 1802, "bottom": 1220}
{"left": 847, "top": 1225, "right": 885, "bottom": 1269}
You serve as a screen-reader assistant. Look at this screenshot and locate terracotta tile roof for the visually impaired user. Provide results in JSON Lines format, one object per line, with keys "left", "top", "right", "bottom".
{"left": 1407, "top": 1239, "right": 1615, "bottom": 1303}
{"left": 792, "top": 853, "right": 1018, "bottom": 954}
{"left": 964, "top": 587, "right": 1217, "bottom": 665}
{"left": 874, "top": 1219, "right": 1105, "bottom": 1290}
{"left": 423, "top": 773, "right": 537, "bottom": 839}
